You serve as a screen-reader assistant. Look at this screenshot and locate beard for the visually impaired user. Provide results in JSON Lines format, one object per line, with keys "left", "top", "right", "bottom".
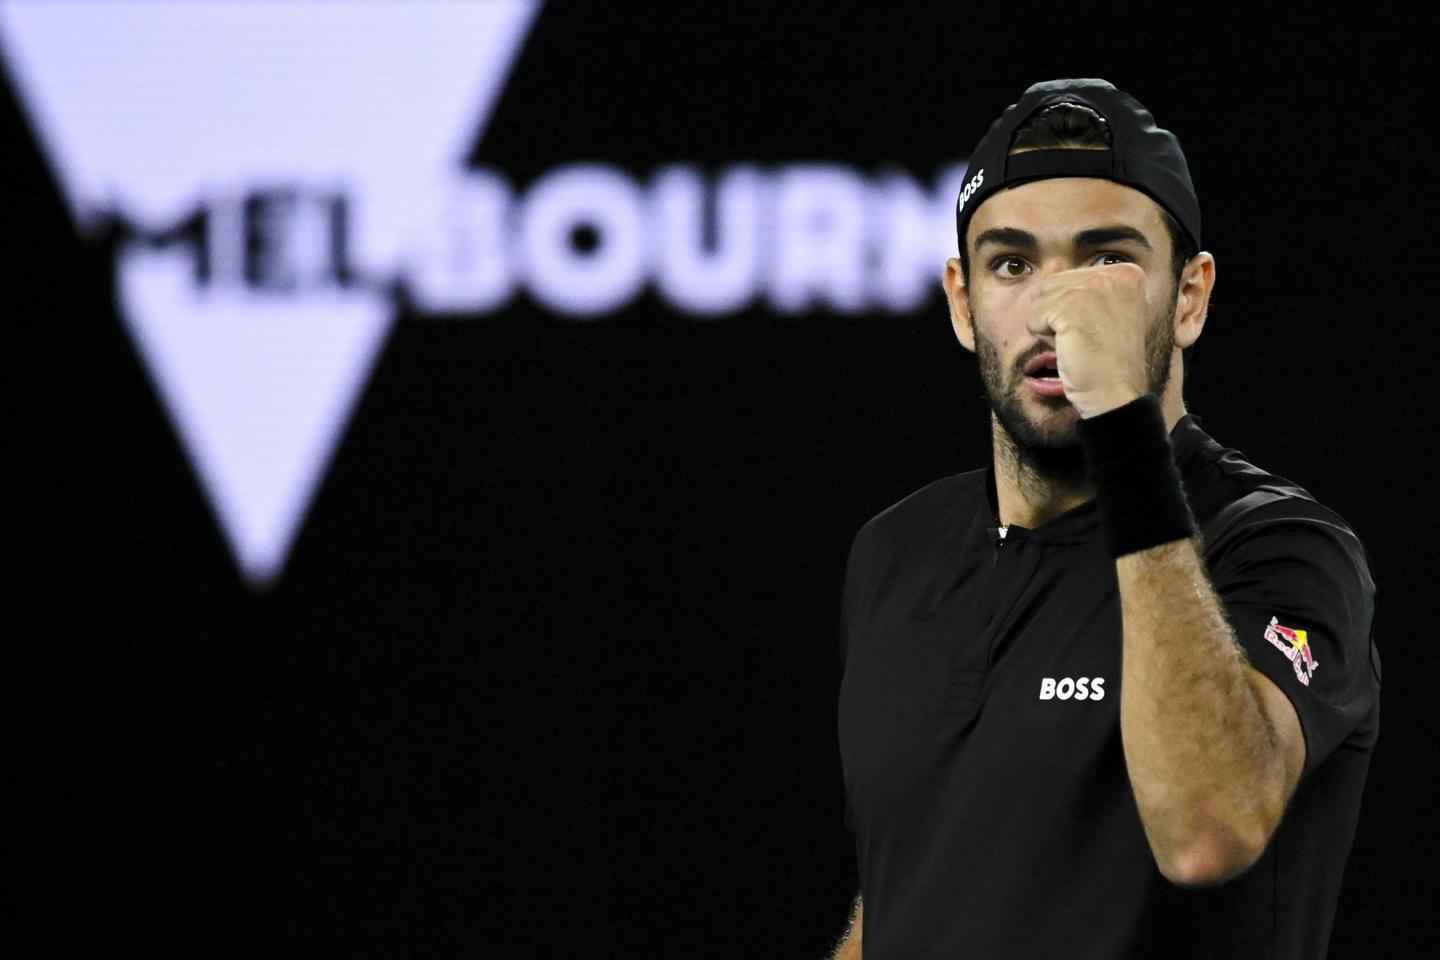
{"left": 972, "top": 284, "right": 1178, "bottom": 485}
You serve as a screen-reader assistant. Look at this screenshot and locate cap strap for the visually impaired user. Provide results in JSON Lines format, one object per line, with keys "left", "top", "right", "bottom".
{"left": 1002, "top": 148, "right": 1117, "bottom": 183}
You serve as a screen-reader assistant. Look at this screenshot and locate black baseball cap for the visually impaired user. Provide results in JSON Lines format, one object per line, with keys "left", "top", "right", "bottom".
{"left": 954, "top": 78, "right": 1201, "bottom": 260}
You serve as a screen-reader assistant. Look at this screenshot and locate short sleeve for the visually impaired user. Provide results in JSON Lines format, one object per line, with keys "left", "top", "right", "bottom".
{"left": 838, "top": 520, "right": 882, "bottom": 832}
{"left": 838, "top": 535, "right": 856, "bottom": 671}
{"left": 838, "top": 521, "right": 879, "bottom": 671}
{"left": 1207, "top": 511, "right": 1381, "bottom": 779}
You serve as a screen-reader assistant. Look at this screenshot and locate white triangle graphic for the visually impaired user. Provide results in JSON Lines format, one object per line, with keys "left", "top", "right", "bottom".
{"left": 1, "top": 0, "right": 541, "bottom": 584}
{"left": 115, "top": 247, "right": 393, "bottom": 584}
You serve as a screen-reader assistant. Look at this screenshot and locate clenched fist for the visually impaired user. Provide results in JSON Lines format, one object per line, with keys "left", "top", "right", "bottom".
{"left": 1025, "top": 261, "right": 1156, "bottom": 419}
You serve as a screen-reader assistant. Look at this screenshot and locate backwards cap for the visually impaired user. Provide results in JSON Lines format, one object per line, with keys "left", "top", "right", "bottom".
{"left": 954, "top": 78, "right": 1201, "bottom": 257}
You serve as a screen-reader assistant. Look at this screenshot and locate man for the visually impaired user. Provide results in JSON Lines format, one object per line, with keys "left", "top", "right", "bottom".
{"left": 829, "top": 79, "right": 1381, "bottom": 959}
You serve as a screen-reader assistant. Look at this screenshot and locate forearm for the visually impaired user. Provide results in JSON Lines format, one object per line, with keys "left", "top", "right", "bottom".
{"left": 1075, "top": 395, "right": 1290, "bottom": 885}
{"left": 826, "top": 894, "right": 862, "bottom": 960}
{"left": 1116, "top": 537, "right": 1287, "bottom": 884}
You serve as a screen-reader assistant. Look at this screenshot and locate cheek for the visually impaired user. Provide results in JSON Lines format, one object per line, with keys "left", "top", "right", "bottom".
{"left": 1146, "top": 277, "right": 1176, "bottom": 312}
{"left": 979, "top": 290, "right": 1028, "bottom": 342}
{"left": 973, "top": 290, "right": 1030, "bottom": 359}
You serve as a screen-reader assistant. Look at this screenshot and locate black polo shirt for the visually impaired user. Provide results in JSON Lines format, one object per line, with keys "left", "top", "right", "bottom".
{"left": 837, "top": 413, "right": 1381, "bottom": 960}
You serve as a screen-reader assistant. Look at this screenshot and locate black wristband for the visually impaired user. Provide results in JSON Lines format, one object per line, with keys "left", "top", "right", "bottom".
{"left": 1074, "top": 394, "right": 1196, "bottom": 558}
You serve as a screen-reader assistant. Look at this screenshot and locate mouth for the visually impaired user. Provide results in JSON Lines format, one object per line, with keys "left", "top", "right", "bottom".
{"left": 1022, "top": 351, "right": 1065, "bottom": 397}
{"left": 1023, "top": 350, "right": 1059, "bottom": 379}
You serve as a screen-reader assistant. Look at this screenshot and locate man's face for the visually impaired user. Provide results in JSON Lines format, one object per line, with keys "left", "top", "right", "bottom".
{"left": 958, "top": 177, "right": 1180, "bottom": 478}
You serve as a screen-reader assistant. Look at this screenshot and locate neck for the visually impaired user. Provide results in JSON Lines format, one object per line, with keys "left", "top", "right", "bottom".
{"left": 992, "top": 388, "right": 1189, "bottom": 530}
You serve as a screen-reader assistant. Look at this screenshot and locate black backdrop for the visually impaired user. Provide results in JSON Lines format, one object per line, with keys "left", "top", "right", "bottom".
{"left": 12, "top": 4, "right": 1439, "bottom": 957}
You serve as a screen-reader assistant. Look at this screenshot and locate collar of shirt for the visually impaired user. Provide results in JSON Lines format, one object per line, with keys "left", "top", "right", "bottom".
{"left": 977, "top": 412, "right": 1209, "bottom": 547}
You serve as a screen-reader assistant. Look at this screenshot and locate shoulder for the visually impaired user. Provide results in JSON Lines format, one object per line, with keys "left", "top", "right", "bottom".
{"left": 1178, "top": 424, "right": 1373, "bottom": 579}
{"left": 851, "top": 468, "right": 985, "bottom": 554}
{"left": 1182, "top": 451, "right": 1378, "bottom": 642}
{"left": 841, "top": 469, "right": 984, "bottom": 625}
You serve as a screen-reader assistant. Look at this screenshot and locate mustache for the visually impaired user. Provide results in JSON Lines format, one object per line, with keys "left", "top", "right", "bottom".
{"left": 1014, "top": 351, "right": 1049, "bottom": 382}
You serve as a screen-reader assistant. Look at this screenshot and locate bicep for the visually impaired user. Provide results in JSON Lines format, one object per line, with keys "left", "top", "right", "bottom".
{"left": 1209, "top": 511, "right": 1378, "bottom": 779}
{"left": 1245, "top": 665, "right": 1306, "bottom": 804}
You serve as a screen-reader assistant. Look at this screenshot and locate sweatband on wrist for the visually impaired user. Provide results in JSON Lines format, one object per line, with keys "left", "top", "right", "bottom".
{"left": 1075, "top": 394, "right": 1196, "bottom": 558}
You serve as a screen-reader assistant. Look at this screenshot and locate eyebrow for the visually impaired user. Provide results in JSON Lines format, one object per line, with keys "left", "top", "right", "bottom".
{"left": 1073, "top": 225, "right": 1152, "bottom": 251}
{"left": 973, "top": 227, "right": 1037, "bottom": 253}
{"left": 973, "top": 224, "right": 1153, "bottom": 254}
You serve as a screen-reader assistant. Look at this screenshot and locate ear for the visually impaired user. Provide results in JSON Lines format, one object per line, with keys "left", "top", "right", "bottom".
{"left": 943, "top": 257, "right": 976, "bottom": 353}
{"left": 1173, "top": 251, "right": 1216, "bottom": 350}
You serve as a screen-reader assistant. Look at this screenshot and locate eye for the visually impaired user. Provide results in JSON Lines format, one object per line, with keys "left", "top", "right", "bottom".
{"left": 996, "top": 254, "right": 1031, "bottom": 277}
{"left": 1092, "top": 251, "right": 1130, "bottom": 267}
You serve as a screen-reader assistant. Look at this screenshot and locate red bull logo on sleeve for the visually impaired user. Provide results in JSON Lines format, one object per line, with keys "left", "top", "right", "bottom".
{"left": 1264, "top": 616, "right": 1318, "bottom": 686}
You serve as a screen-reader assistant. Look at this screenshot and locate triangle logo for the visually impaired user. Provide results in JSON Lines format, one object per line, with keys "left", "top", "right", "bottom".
{"left": 1, "top": 0, "right": 542, "bottom": 584}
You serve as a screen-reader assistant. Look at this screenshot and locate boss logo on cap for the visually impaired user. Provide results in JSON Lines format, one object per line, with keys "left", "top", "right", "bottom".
{"left": 956, "top": 168, "right": 985, "bottom": 213}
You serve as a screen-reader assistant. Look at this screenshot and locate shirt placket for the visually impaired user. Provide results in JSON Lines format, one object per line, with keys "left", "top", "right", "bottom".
{"left": 945, "top": 532, "right": 1043, "bottom": 721}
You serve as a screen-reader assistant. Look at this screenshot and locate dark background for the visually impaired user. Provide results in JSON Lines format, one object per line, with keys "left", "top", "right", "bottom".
{"left": 12, "top": 3, "right": 1438, "bottom": 957}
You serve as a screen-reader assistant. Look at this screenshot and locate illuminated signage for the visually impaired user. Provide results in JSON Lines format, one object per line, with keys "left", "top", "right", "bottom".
{"left": 1, "top": 0, "right": 964, "bottom": 585}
